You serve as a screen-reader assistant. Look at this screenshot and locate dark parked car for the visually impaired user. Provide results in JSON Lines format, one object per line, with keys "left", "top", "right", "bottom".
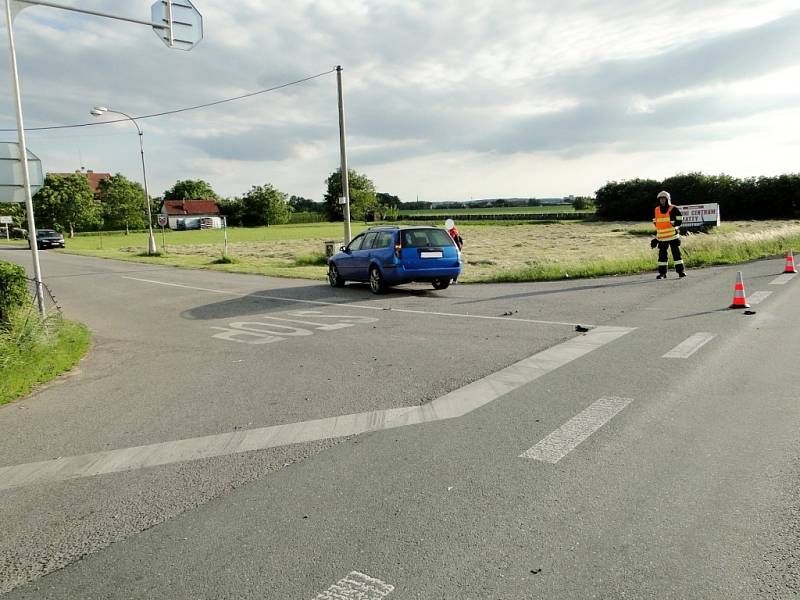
{"left": 31, "top": 229, "right": 65, "bottom": 249}
{"left": 328, "top": 226, "right": 462, "bottom": 294}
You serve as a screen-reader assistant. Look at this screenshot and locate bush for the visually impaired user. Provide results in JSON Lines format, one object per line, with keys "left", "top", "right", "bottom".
{"left": 594, "top": 172, "right": 800, "bottom": 220}
{"left": 210, "top": 254, "right": 239, "bottom": 264}
{"left": 0, "top": 261, "right": 29, "bottom": 324}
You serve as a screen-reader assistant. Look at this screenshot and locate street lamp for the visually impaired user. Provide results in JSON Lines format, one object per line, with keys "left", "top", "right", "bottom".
{"left": 90, "top": 106, "right": 157, "bottom": 254}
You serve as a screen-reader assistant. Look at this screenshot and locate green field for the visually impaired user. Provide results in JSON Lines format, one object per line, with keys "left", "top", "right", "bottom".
{"left": 398, "top": 205, "right": 583, "bottom": 216}
{"left": 5, "top": 220, "right": 800, "bottom": 284}
{"left": 70, "top": 223, "right": 361, "bottom": 248}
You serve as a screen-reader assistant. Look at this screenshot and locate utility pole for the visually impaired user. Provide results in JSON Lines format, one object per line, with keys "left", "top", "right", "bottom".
{"left": 336, "top": 65, "right": 351, "bottom": 245}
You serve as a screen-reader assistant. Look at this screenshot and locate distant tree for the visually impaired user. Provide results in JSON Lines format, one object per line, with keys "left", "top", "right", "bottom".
{"left": 163, "top": 179, "right": 218, "bottom": 201}
{"left": 33, "top": 174, "right": 101, "bottom": 236}
{"left": 0, "top": 203, "right": 24, "bottom": 228}
{"left": 376, "top": 192, "right": 401, "bottom": 209}
{"left": 572, "top": 196, "right": 594, "bottom": 210}
{"left": 400, "top": 200, "right": 433, "bottom": 210}
{"left": 241, "top": 184, "right": 290, "bottom": 226}
{"left": 98, "top": 174, "right": 146, "bottom": 233}
{"left": 324, "top": 168, "right": 378, "bottom": 221}
{"left": 377, "top": 193, "right": 401, "bottom": 220}
{"left": 288, "top": 195, "right": 321, "bottom": 213}
{"left": 217, "top": 198, "right": 245, "bottom": 226}
{"left": 594, "top": 178, "right": 661, "bottom": 219}
{"left": 527, "top": 198, "right": 541, "bottom": 207}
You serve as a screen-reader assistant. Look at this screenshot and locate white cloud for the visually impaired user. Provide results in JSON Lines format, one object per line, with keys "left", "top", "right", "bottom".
{"left": 1, "top": 0, "right": 798, "bottom": 203}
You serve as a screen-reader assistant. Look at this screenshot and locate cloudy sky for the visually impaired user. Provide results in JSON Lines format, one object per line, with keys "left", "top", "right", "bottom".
{"left": 1, "top": 0, "right": 799, "bottom": 203}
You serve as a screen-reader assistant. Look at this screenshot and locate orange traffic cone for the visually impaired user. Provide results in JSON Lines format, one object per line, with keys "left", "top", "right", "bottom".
{"left": 784, "top": 250, "right": 797, "bottom": 274}
{"left": 729, "top": 271, "right": 750, "bottom": 309}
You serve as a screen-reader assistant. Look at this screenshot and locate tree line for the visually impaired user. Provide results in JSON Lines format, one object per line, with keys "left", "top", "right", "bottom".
{"left": 595, "top": 172, "right": 800, "bottom": 220}
{"left": 4, "top": 169, "right": 799, "bottom": 235}
{"left": 0, "top": 167, "right": 393, "bottom": 234}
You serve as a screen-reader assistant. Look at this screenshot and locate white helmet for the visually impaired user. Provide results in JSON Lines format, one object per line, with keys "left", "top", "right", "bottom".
{"left": 444, "top": 218, "right": 455, "bottom": 230}
{"left": 657, "top": 190, "right": 671, "bottom": 202}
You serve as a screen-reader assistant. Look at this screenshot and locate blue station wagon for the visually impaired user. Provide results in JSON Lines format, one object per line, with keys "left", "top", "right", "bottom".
{"left": 328, "top": 226, "right": 462, "bottom": 294}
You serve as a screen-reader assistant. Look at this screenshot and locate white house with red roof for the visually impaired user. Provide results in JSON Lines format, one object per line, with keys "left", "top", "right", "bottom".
{"left": 160, "top": 199, "right": 220, "bottom": 230}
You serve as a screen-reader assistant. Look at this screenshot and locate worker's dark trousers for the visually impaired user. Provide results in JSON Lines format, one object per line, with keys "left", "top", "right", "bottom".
{"left": 657, "top": 239, "right": 684, "bottom": 276}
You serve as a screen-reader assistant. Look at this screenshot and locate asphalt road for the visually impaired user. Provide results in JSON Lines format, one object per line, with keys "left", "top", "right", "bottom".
{"left": 1, "top": 247, "right": 798, "bottom": 598}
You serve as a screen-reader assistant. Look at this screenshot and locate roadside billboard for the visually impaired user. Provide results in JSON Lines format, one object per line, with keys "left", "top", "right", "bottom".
{"left": 676, "top": 203, "right": 720, "bottom": 228}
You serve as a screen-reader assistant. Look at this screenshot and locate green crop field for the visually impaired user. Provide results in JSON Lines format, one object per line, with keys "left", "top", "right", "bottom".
{"left": 398, "top": 205, "right": 583, "bottom": 216}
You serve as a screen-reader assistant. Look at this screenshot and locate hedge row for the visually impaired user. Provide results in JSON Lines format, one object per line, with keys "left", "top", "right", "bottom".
{"left": 0, "top": 260, "right": 29, "bottom": 324}
{"left": 595, "top": 173, "right": 800, "bottom": 220}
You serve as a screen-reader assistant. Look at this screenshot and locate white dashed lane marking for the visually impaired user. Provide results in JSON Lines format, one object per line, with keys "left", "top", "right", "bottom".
{"left": 313, "top": 571, "right": 394, "bottom": 599}
{"left": 770, "top": 273, "right": 796, "bottom": 285}
{"left": 520, "top": 397, "right": 633, "bottom": 463}
{"left": 0, "top": 326, "right": 633, "bottom": 491}
{"left": 662, "top": 332, "right": 715, "bottom": 358}
{"left": 747, "top": 290, "right": 772, "bottom": 305}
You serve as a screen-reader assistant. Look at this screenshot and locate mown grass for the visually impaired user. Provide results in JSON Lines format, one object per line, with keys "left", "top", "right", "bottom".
{"left": 35, "top": 219, "right": 800, "bottom": 283}
{"left": 0, "top": 307, "right": 91, "bottom": 405}
{"left": 475, "top": 222, "right": 800, "bottom": 282}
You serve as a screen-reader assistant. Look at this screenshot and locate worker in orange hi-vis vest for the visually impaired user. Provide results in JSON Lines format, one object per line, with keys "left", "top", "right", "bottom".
{"left": 651, "top": 190, "right": 685, "bottom": 279}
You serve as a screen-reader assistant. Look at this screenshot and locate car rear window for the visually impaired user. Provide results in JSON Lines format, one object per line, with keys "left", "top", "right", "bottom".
{"left": 38, "top": 230, "right": 57, "bottom": 236}
{"left": 401, "top": 229, "right": 453, "bottom": 248}
{"left": 373, "top": 231, "right": 394, "bottom": 248}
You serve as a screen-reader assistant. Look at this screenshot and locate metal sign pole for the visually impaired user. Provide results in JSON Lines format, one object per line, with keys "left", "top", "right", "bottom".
{"left": 223, "top": 215, "right": 228, "bottom": 256}
{"left": 336, "top": 65, "right": 351, "bottom": 245}
{"left": 4, "top": 0, "right": 45, "bottom": 316}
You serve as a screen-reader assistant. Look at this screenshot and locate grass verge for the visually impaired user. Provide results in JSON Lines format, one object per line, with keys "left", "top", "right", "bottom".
{"left": 0, "top": 308, "right": 91, "bottom": 405}
{"left": 475, "top": 224, "right": 800, "bottom": 282}
{"left": 52, "top": 219, "right": 800, "bottom": 283}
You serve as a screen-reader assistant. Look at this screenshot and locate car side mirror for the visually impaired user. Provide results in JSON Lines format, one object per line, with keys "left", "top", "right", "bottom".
{"left": 340, "top": 245, "right": 346, "bottom": 252}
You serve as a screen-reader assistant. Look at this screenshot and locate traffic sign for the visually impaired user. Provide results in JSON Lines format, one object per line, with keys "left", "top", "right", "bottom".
{"left": 157, "top": 214, "right": 168, "bottom": 227}
{"left": 0, "top": 142, "right": 43, "bottom": 203}
{"left": 151, "top": 0, "right": 203, "bottom": 51}
{"left": 0, "top": 216, "right": 13, "bottom": 224}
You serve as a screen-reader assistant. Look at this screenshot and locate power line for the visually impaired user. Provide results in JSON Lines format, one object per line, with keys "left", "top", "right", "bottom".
{"left": 0, "top": 68, "right": 336, "bottom": 133}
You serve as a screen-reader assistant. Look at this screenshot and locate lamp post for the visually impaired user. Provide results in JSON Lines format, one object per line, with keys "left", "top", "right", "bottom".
{"left": 90, "top": 106, "right": 157, "bottom": 255}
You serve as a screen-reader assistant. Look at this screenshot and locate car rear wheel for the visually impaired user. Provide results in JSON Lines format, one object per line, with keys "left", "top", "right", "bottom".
{"left": 328, "top": 263, "right": 345, "bottom": 287}
{"left": 369, "top": 266, "right": 386, "bottom": 294}
{"left": 432, "top": 278, "right": 450, "bottom": 290}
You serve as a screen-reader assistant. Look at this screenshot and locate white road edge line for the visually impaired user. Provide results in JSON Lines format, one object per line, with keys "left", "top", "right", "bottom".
{"left": 121, "top": 275, "right": 590, "bottom": 327}
{"left": 314, "top": 571, "right": 394, "bottom": 599}
{"left": 770, "top": 273, "right": 795, "bottom": 285}
{"left": 662, "top": 332, "right": 715, "bottom": 359}
{"left": 520, "top": 396, "right": 633, "bottom": 463}
{"left": 0, "top": 326, "right": 634, "bottom": 491}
